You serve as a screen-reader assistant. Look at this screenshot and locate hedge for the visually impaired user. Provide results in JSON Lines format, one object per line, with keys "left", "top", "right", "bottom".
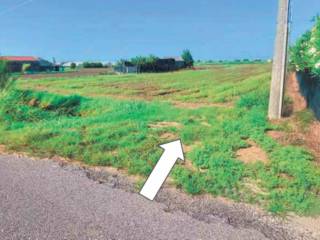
{"left": 290, "top": 16, "right": 320, "bottom": 76}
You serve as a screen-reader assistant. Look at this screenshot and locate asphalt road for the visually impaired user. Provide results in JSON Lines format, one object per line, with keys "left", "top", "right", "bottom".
{"left": 0, "top": 155, "right": 268, "bottom": 240}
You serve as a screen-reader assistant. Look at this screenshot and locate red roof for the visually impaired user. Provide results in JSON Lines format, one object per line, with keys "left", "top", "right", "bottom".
{"left": 0, "top": 56, "right": 39, "bottom": 62}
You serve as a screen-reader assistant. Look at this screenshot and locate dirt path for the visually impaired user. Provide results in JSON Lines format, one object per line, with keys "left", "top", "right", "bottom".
{"left": 285, "top": 73, "right": 307, "bottom": 113}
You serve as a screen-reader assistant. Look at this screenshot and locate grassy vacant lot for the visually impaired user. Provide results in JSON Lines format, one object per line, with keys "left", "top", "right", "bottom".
{"left": 1, "top": 63, "right": 320, "bottom": 215}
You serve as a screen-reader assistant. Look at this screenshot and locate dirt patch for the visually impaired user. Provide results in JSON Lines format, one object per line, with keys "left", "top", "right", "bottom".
{"left": 101, "top": 83, "right": 183, "bottom": 101}
{"left": 0, "top": 145, "right": 6, "bottom": 154}
{"left": 181, "top": 142, "right": 202, "bottom": 172}
{"left": 28, "top": 98, "right": 38, "bottom": 107}
{"left": 183, "top": 159, "right": 198, "bottom": 172}
{"left": 172, "top": 101, "right": 233, "bottom": 109}
{"left": 183, "top": 145, "right": 193, "bottom": 153}
{"left": 153, "top": 89, "right": 182, "bottom": 96}
{"left": 159, "top": 132, "right": 178, "bottom": 140}
{"left": 236, "top": 141, "right": 269, "bottom": 164}
{"left": 148, "top": 121, "right": 182, "bottom": 129}
{"left": 200, "top": 121, "right": 212, "bottom": 127}
{"left": 267, "top": 122, "right": 320, "bottom": 163}
{"left": 306, "top": 122, "right": 320, "bottom": 159}
{"left": 284, "top": 73, "right": 307, "bottom": 116}
{"left": 183, "top": 141, "right": 201, "bottom": 153}
{"left": 243, "top": 178, "right": 268, "bottom": 196}
{"left": 267, "top": 130, "right": 287, "bottom": 141}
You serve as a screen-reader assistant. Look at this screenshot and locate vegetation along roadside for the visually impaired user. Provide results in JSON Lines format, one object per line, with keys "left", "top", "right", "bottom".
{"left": 0, "top": 63, "right": 319, "bottom": 215}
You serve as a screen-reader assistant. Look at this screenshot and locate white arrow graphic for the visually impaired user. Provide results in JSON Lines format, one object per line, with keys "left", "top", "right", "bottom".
{"left": 140, "top": 140, "right": 184, "bottom": 201}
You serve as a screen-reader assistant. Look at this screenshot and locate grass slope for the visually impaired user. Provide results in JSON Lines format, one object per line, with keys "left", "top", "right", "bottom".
{"left": 1, "top": 63, "right": 319, "bottom": 215}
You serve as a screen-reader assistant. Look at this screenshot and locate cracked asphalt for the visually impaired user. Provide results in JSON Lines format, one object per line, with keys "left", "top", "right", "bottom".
{"left": 0, "top": 154, "right": 268, "bottom": 240}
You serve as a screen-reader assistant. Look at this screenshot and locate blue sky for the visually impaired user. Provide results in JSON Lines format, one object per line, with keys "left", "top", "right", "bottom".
{"left": 0, "top": 0, "right": 319, "bottom": 62}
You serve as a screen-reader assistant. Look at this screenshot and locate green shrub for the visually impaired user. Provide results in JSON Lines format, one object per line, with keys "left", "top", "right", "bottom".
{"left": 70, "top": 63, "right": 77, "bottom": 69}
{"left": 290, "top": 16, "right": 320, "bottom": 76}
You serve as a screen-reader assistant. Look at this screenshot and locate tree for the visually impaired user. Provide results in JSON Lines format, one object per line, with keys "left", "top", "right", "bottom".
{"left": 181, "top": 49, "right": 194, "bottom": 67}
{"left": 82, "top": 62, "right": 103, "bottom": 68}
{"left": 70, "top": 63, "right": 76, "bottom": 69}
{"left": 130, "top": 55, "right": 159, "bottom": 72}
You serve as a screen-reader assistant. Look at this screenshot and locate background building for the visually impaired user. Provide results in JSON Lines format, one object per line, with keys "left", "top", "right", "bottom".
{"left": 0, "top": 56, "right": 54, "bottom": 73}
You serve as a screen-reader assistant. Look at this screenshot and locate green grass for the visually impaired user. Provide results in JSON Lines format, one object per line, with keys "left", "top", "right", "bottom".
{"left": 18, "top": 64, "right": 271, "bottom": 103}
{"left": 1, "top": 63, "right": 320, "bottom": 215}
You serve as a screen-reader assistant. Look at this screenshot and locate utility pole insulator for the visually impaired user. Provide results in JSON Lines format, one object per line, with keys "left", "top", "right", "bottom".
{"left": 268, "top": 0, "right": 290, "bottom": 119}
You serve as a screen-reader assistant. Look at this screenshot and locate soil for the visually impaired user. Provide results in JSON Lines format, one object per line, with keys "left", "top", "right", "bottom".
{"left": 148, "top": 121, "right": 182, "bottom": 129}
{"left": 268, "top": 122, "right": 320, "bottom": 163}
{"left": 286, "top": 73, "right": 307, "bottom": 113}
{"left": 307, "top": 122, "right": 320, "bottom": 161}
{"left": 267, "top": 130, "right": 287, "bottom": 141}
{"left": 172, "top": 101, "right": 234, "bottom": 109}
{"left": 182, "top": 142, "right": 203, "bottom": 172}
{"left": 236, "top": 141, "right": 269, "bottom": 164}
{"left": 0, "top": 145, "right": 6, "bottom": 154}
{"left": 159, "top": 132, "right": 178, "bottom": 140}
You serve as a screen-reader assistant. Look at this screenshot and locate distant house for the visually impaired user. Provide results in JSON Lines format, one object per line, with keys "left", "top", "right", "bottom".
{"left": 61, "top": 61, "right": 84, "bottom": 68}
{"left": 113, "top": 57, "right": 186, "bottom": 74}
{"left": 163, "top": 56, "right": 186, "bottom": 69}
{"left": 114, "top": 61, "right": 139, "bottom": 74}
{"left": 155, "top": 58, "right": 177, "bottom": 72}
{"left": 0, "top": 56, "right": 54, "bottom": 73}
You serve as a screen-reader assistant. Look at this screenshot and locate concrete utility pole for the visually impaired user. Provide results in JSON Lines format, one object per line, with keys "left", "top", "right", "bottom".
{"left": 268, "top": 0, "right": 290, "bottom": 119}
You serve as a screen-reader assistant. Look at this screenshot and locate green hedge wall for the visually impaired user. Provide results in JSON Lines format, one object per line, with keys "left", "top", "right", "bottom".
{"left": 290, "top": 17, "right": 320, "bottom": 76}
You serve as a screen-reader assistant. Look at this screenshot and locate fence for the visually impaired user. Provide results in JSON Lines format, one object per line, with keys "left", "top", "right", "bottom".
{"left": 296, "top": 72, "right": 320, "bottom": 120}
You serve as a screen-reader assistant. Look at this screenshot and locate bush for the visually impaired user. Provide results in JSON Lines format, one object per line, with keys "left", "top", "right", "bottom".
{"left": 82, "top": 62, "right": 103, "bottom": 68}
{"left": 70, "top": 63, "right": 76, "bottom": 69}
{"left": 290, "top": 16, "right": 320, "bottom": 76}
